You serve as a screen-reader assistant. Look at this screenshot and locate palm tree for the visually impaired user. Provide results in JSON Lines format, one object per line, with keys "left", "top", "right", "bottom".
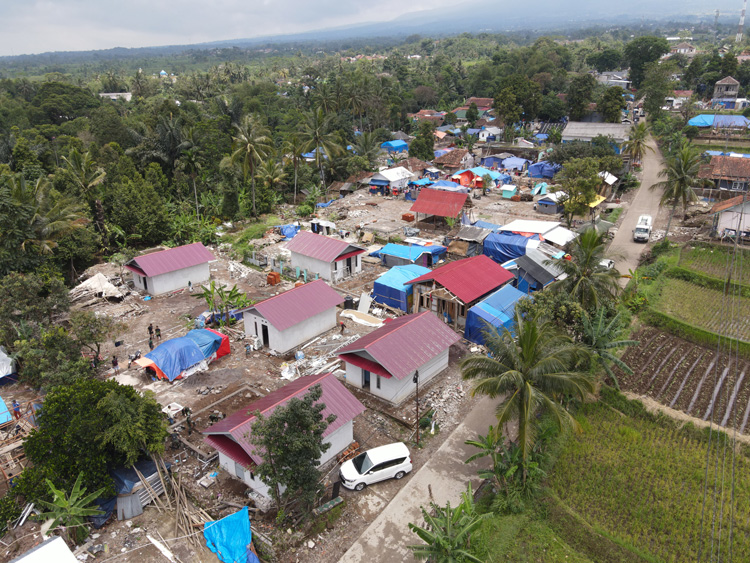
{"left": 408, "top": 485, "right": 487, "bottom": 563}
{"left": 62, "top": 149, "right": 107, "bottom": 241}
{"left": 622, "top": 122, "right": 653, "bottom": 166}
{"left": 177, "top": 149, "right": 202, "bottom": 217}
{"left": 229, "top": 114, "right": 273, "bottom": 217}
{"left": 258, "top": 158, "right": 287, "bottom": 197}
{"left": 553, "top": 228, "right": 620, "bottom": 310}
{"left": 650, "top": 144, "right": 706, "bottom": 236}
{"left": 351, "top": 131, "right": 380, "bottom": 169}
{"left": 299, "top": 108, "right": 342, "bottom": 188}
{"left": 581, "top": 309, "right": 639, "bottom": 390}
{"left": 461, "top": 312, "right": 593, "bottom": 480}
{"left": 282, "top": 135, "right": 306, "bottom": 203}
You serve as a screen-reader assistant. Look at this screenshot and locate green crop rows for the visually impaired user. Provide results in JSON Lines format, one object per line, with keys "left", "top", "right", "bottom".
{"left": 548, "top": 402, "right": 750, "bottom": 563}
{"left": 678, "top": 245, "right": 750, "bottom": 285}
{"left": 652, "top": 278, "right": 750, "bottom": 342}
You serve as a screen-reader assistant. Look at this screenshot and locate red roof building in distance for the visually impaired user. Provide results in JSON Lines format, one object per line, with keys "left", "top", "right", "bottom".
{"left": 410, "top": 188, "right": 468, "bottom": 219}
{"left": 465, "top": 97, "right": 494, "bottom": 109}
{"left": 238, "top": 280, "right": 343, "bottom": 353}
{"left": 410, "top": 254, "right": 514, "bottom": 322}
{"left": 124, "top": 242, "right": 215, "bottom": 295}
{"left": 434, "top": 148, "right": 469, "bottom": 169}
{"left": 203, "top": 373, "right": 365, "bottom": 487}
{"left": 285, "top": 231, "right": 366, "bottom": 282}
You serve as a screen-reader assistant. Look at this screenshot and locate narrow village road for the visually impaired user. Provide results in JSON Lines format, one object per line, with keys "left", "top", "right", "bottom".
{"left": 337, "top": 396, "right": 497, "bottom": 563}
{"left": 608, "top": 131, "right": 665, "bottom": 286}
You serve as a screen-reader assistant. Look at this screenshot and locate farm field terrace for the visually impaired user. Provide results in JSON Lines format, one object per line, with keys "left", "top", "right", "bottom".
{"left": 678, "top": 244, "right": 750, "bottom": 285}
{"left": 547, "top": 395, "right": 750, "bottom": 563}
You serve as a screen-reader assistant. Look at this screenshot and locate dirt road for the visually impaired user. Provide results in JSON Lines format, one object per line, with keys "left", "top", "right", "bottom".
{"left": 608, "top": 132, "right": 665, "bottom": 285}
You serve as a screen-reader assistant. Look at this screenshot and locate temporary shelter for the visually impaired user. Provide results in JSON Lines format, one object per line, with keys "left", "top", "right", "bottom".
{"left": 448, "top": 225, "right": 493, "bottom": 257}
{"left": 375, "top": 243, "right": 446, "bottom": 268}
{"left": 430, "top": 180, "right": 468, "bottom": 193}
{"left": 537, "top": 191, "right": 566, "bottom": 215}
{"left": 532, "top": 182, "right": 548, "bottom": 196}
{"left": 480, "top": 155, "right": 505, "bottom": 168}
{"left": 483, "top": 232, "right": 539, "bottom": 263}
{"left": 501, "top": 185, "right": 518, "bottom": 199}
{"left": 502, "top": 157, "right": 529, "bottom": 171}
{"left": 204, "top": 372, "right": 365, "bottom": 500}
{"left": 111, "top": 459, "right": 170, "bottom": 520}
{"left": 372, "top": 265, "right": 430, "bottom": 312}
{"left": 338, "top": 312, "right": 460, "bottom": 405}
{"left": 528, "top": 161, "right": 561, "bottom": 178}
{"left": 410, "top": 188, "right": 468, "bottom": 221}
{"left": 464, "top": 285, "right": 526, "bottom": 345}
{"left": 135, "top": 329, "right": 229, "bottom": 381}
{"left": 0, "top": 347, "right": 17, "bottom": 383}
{"left": 514, "top": 248, "right": 565, "bottom": 293}
{"left": 381, "top": 140, "right": 409, "bottom": 153}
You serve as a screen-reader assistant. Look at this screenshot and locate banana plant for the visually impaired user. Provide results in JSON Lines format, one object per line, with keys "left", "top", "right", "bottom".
{"left": 37, "top": 473, "right": 105, "bottom": 545}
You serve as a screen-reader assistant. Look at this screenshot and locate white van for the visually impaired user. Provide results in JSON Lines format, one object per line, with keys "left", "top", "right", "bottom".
{"left": 339, "top": 442, "right": 412, "bottom": 491}
{"left": 633, "top": 215, "right": 653, "bottom": 243}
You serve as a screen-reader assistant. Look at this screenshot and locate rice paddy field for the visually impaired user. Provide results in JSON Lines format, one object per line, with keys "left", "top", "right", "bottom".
{"left": 678, "top": 244, "right": 750, "bottom": 285}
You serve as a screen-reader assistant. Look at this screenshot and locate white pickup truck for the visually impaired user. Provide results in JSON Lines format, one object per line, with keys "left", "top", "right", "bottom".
{"left": 633, "top": 215, "right": 653, "bottom": 243}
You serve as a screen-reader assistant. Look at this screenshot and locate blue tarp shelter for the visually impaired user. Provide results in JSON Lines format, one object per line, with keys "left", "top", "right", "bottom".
{"left": 376, "top": 243, "right": 447, "bottom": 267}
{"left": 483, "top": 232, "right": 537, "bottom": 263}
{"left": 434, "top": 149, "right": 451, "bottom": 158}
{"left": 205, "top": 507, "right": 259, "bottom": 563}
{"left": 144, "top": 337, "right": 205, "bottom": 382}
{"left": 688, "top": 114, "right": 714, "bottom": 127}
{"left": 316, "top": 199, "right": 335, "bottom": 208}
{"left": 532, "top": 182, "right": 548, "bottom": 196}
{"left": 535, "top": 133, "right": 549, "bottom": 141}
{"left": 431, "top": 180, "right": 468, "bottom": 193}
{"left": 502, "top": 157, "right": 529, "bottom": 170}
{"left": 528, "top": 160, "right": 561, "bottom": 178}
{"left": 473, "top": 220, "right": 502, "bottom": 231}
{"left": 302, "top": 147, "right": 328, "bottom": 160}
{"left": 480, "top": 156, "right": 505, "bottom": 168}
{"left": 185, "top": 329, "right": 224, "bottom": 360}
{"left": 464, "top": 285, "right": 526, "bottom": 345}
{"left": 410, "top": 178, "right": 433, "bottom": 186}
{"left": 373, "top": 264, "right": 430, "bottom": 311}
{"left": 0, "top": 397, "right": 11, "bottom": 424}
{"left": 277, "top": 224, "right": 299, "bottom": 240}
{"left": 715, "top": 115, "right": 750, "bottom": 128}
{"left": 381, "top": 140, "right": 408, "bottom": 153}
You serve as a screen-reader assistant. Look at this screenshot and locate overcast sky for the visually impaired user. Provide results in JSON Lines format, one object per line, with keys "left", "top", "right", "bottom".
{"left": 0, "top": 0, "right": 454, "bottom": 57}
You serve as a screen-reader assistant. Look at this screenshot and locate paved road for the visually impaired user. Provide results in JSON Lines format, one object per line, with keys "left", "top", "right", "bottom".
{"left": 609, "top": 132, "right": 665, "bottom": 285}
{"left": 338, "top": 396, "right": 497, "bottom": 563}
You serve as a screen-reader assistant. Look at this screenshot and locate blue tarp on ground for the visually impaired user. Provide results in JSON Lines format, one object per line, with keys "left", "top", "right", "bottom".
{"left": 528, "top": 161, "right": 561, "bottom": 178}
{"left": 316, "top": 199, "right": 336, "bottom": 208}
{"left": 483, "top": 232, "right": 537, "bottom": 263}
{"left": 278, "top": 224, "right": 299, "bottom": 240}
{"left": 381, "top": 140, "right": 408, "bottom": 153}
{"left": 502, "top": 157, "right": 529, "bottom": 170}
{"left": 376, "top": 243, "right": 447, "bottom": 263}
{"left": 185, "top": 329, "right": 223, "bottom": 360}
{"left": 464, "top": 285, "right": 526, "bottom": 345}
{"left": 373, "top": 264, "right": 431, "bottom": 311}
{"left": 145, "top": 337, "right": 205, "bottom": 382}
{"left": 205, "top": 507, "right": 259, "bottom": 563}
{"left": 715, "top": 115, "right": 750, "bottom": 128}
{"left": 688, "top": 114, "right": 715, "bottom": 127}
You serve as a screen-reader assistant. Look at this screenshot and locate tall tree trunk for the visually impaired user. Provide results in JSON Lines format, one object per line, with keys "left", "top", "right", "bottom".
{"left": 192, "top": 176, "right": 199, "bottom": 217}
{"left": 665, "top": 201, "right": 677, "bottom": 238}
{"left": 94, "top": 199, "right": 109, "bottom": 249}
{"left": 293, "top": 163, "right": 298, "bottom": 205}
{"left": 250, "top": 167, "right": 257, "bottom": 217}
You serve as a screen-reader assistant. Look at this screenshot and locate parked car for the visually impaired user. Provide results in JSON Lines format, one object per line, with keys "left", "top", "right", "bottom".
{"left": 599, "top": 259, "right": 616, "bottom": 269}
{"left": 339, "top": 442, "right": 412, "bottom": 491}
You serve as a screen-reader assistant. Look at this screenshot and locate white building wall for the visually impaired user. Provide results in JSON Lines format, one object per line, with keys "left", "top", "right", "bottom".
{"left": 717, "top": 202, "right": 750, "bottom": 233}
{"left": 243, "top": 307, "right": 338, "bottom": 354}
{"left": 331, "top": 254, "right": 361, "bottom": 282}
{"left": 289, "top": 253, "right": 333, "bottom": 281}
{"left": 143, "top": 263, "right": 210, "bottom": 295}
{"left": 343, "top": 348, "right": 450, "bottom": 405}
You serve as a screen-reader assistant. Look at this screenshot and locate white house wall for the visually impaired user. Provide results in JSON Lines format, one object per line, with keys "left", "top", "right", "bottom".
{"left": 142, "top": 263, "right": 210, "bottom": 296}
{"left": 343, "top": 348, "right": 450, "bottom": 405}
{"left": 243, "top": 307, "right": 338, "bottom": 354}
{"left": 716, "top": 202, "right": 750, "bottom": 233}
{"left": 289, "top": 253, "right": 333, "bottom": 281}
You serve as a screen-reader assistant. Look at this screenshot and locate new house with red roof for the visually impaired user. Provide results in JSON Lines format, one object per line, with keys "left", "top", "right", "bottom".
{"left": 285, "top": 231, "right": 365, "bottom": 282}
{"left": 238, "top": 280, "right": 343, "bottom": 353}
{"left": 337, "top": 312, "right": 460, "bottom": 405}
{"left": 125, "top": 242, "right": 215, "bottom": 295}
{"left": 409, "top": 255, "right": 514, "bottom": 330}
{"left": 203, "top": 372, "right": 365, "bottom": 501}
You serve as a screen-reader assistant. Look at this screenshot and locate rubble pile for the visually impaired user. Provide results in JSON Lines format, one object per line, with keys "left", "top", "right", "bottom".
{"left": 423, "top": 375, "right": 467, "bottom": 429}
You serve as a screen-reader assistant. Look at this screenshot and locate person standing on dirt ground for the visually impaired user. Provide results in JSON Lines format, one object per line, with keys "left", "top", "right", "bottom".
{"left": 340, "top": 320, "right": 346, "bottom": 334}
{"left": 111, "top": 355, "right": 120, "bottom": 375}
{"left": 149, "top": 337, "right": 154, "bottom": 351}
{"left": 155, "top": 326, "right": 161, "bottom": 341}
{"left": 148, "top": 323, "right": 154, "bottom": 338}
{"left": 188, "top": 280, "right": 193, "bottom": 293}
{"left": 12, "top": 400, "right": 21, "bottom": 420}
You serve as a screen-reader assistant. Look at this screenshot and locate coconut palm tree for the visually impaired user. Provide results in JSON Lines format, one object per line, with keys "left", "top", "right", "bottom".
{"left": 650, "top": 144, "right": 707, "bottom": 236}
{"left": 229, "top": 114, "right": 273, "bottom": 217}
{"left": 258, "top": 158, "right": 287, "bottom": 197}
{"left": 461, "top": 312, "right": 593, "bottom": 480}
{"left": 581, "top": 309, "right": 639, "bottom": 390}
{"left": 351, "top": 131, "right": 380, "bottom": 169}
{"left": 282, "top": 134, "right": 306, "bottom": 203}
{"left": 62, "top": 149, "right": 107, "bottom": 242}
{"left": 553, "top": 228, "right": 620, "bottom": 310}
{"left": 622, "top": 122, "right": 653, "bottom": 166}
{"left": 177, "top": 148, "right": 202, "bottom": 217}
{"left": 299, "top": 108, "right": 342, "bottom": 188}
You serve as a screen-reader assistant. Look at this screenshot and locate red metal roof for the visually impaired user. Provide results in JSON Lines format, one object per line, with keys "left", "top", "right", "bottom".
{"left": 243, "top": 279, "right": 343, "bottom": 331}
{"left": 204, "top": 435, "right": 256, "bottom": 469}
{"left": 410, "top": 188, "right": 468, "bottom": 218}
{"left": 338, "top": 312, "right": 460, "bottom": 380}
{"left": 710, "top": 194, "right": 747, "bottom": 214}
{"left": 409, "top": 255, "right": 513, "bottom": 303}
{"left": 203, "top": 372, "right": 365, "bottom": 466}
{"left": 339, "top": 353, "right": 393, "bottom": 379}
{"left": 285, "top": 231, "right": 364, "bottom": 263}
{"left": 126, "top": 243, "right": 215, "bottom": 278}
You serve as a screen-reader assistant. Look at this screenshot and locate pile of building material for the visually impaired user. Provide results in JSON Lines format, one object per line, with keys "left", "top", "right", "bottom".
{"left": 69, "top": 272, "right": 125, "bottom": 306}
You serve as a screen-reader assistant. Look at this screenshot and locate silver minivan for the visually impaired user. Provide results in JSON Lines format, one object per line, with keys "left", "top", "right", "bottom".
{"left": 339, "top": 442, "right": 412, "bottom": 491}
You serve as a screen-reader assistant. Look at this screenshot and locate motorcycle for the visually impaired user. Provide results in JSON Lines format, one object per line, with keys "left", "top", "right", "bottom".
{"left": 128, "top": 350, "right": 142, "bottom": 369}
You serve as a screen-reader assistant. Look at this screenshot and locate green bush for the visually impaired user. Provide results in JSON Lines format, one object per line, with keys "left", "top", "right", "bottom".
{"left": 297, "top": 203, "right": 314, "bottom": 217}
{"left": 0, "top": 493, "right": 21, "bottom": 533}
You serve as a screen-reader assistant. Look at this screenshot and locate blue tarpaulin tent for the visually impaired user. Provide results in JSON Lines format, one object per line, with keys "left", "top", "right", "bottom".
{"left": 277, "top": 224, "right": 299, "bottom": 240}
{"left": 473, "top": 220, "right": 502, "bottom": 231}
{"left": 688, "top": 114, "right": 715, "bottom": 127}
{"left": 502, "top": 157, "right": 529, "bottom": 170}
{"left": 376, "top": 243, "right": 447, "bottom": 267}
{"left": 205, "top": 507, "right": 259, "bottom": 563}
{"left": 464, "top": 285, "right": 526, "bottom": 345}
{"left": 381, "top": 140, "right": 408, "bottom": 153}
{"left": 715, "top": 115, "right": 750, "bottom": 128}
{"left": 373, "top": 264, "right": 430, "bottom": 311}
{"left": 480, "top": 156, "right": 505, "bottom": 168}
{"left": 528, "top": 161, "right": 561, "bottom": 178}
{"left": 410, "top": 178, "right": 433, "bottom": 186}
{"left": 483, "top": 232, "right": 537, "bottom": 263}
{"left": 0, "top": 397, "right": 11, "bottom": 424}
{"left": 185, "top": 329, "right": 224, "bottom": 360}
{"left": 144, "top": 337, "right": 205, "bottom": 382}
{"left": 532, "top": 182, "right": 548, "bottom": 196}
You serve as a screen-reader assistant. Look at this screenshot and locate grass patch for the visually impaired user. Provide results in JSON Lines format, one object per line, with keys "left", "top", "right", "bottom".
{"left": 605, "top": 207, "right": 623, "bottom": 224}
{"left": 546, "top": 398, "right": 750, "bottom": 562}
{"left": 223, "top": 215, "right": 280, "bottom": 259}
{"left": 678, "top": 243, "right": 750, "bottom": 285}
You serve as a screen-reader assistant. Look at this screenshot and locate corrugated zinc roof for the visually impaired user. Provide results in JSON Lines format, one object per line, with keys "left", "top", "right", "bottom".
{"left": 204, "top": 372, "right": 365, "bottom": 466}
{"left": 710, "top": 194, "right": 748, "bottom": 214}
{"left": 338, "top": 312, "right": 460, "bottom": 380}
{"left": 126, "top": 243, "right": 215, "bottom": 278}
{"left": 242, "top": 280, "right": 343, "bottom": 331}
{"left": 409, "top": 255, "right": 514, "bottom": 303}
{"left": 410, "top": 188, "right": 468, "bottom": 218}
{"left": 286, "top": 231, "right": 365, "bottom": 263}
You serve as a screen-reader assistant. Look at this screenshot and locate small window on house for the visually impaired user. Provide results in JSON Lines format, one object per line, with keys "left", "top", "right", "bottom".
{"left": 334, "top": 261, "right": 338, "bottom": 270}
{"left": 376, "top": 374, "right": 381, "bottom": 389}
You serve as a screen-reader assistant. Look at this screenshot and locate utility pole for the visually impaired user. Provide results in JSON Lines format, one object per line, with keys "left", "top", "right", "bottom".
{"left": 413, "top": 370, "right": 420, "bottom": 446}
{"left": 738, "top": 0, "right": 748, "bottom": 44}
